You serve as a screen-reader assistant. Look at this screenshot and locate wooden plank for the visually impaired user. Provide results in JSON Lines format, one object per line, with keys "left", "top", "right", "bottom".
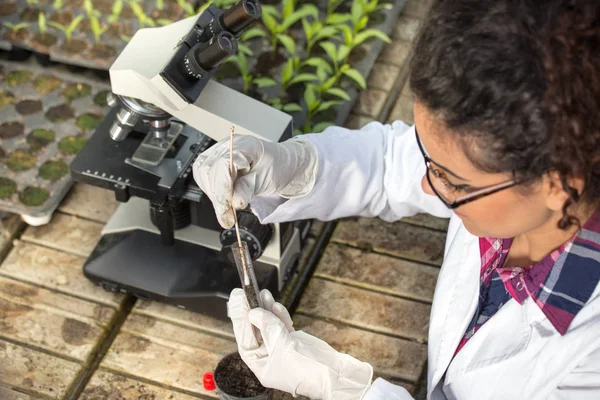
{"left": 80, "top": 370, "right": 203, "bottom": 400}
{"left": 315, "top": 242, "right": 439, "bottom": 302}
{"left": 294, "top": 315, "right": 427, "bottom": 382}
{"left": 0, "top": 242, "right": 123, "bottom": 307}
{"left": 58, "top": 184, "right": 118, "bottom": 224}
{"left": 402, "top": 213, "right": 449, "bottom": 232}
{"left": 0, "top": 386, "right": 41, "bottom": 400}
{"left": 298, "top": 279, "right": 431, "bottom": 342}
{"left": 101, "top": 313, "right": 237, "bottom": 398}
{"left": 393, "top": 15, "right": 423, "bottom": 41}
{"left": 0, "top": 339, "right": 80, "bottom": 399}
{"left": 0, "top": 214, "right": 24, "bottom": 261}
{"left": 332, "top": 218, "right": 446, "bottom": 266}
{"left": 21, "top": 213, "right": 102, "bottom": 258}
{"left": 0, "top": 276, "right": 115, "bottom": 362}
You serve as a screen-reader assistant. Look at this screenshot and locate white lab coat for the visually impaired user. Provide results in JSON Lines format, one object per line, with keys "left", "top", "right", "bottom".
{"left": 250, "top": 121, "right": 600, "bottom": 399}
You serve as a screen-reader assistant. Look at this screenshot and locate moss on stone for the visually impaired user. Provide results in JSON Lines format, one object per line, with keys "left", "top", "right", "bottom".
{"left": 33, "top": 74, "right": 62, "bottom": 94}
{"left": 5, "top": 70, "right": 33, "bottom": 87}
{"left": 6, "top": 150, "right": 37, "bottom": 171}
{"left": 20, "top": 186, "right": 50, "bottom": 207}
{"left": 45, "top": 104, "right": 74, "bottom": 122}
{"left": 0, "top": 90, "right": 15, "bottom": 108}
{"left": 0, "top": 178, "right": 17, "bottom": 199}
{"left": 76, "top": 113, "right": 103, "bottom": 130}
{"left": 39, "top": 160, "right": 69, "bottom": 181}
{"left": 93, "top": 90, "right": 110, "bottom": 107}
{"left": 63, "top": 83, "right": 92, "bottom": 101}
{"left": 58, "top": 136, "right": 87, "bottom": 155}
{"left": 27, "top": 129, "right": 56, "bottom": 151}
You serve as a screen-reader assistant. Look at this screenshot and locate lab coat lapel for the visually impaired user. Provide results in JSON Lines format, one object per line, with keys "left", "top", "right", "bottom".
{"left": 428, "top": 224, "right": 481, "bottom": 396}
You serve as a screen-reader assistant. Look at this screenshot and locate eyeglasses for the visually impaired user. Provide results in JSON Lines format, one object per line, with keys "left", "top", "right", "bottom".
{"left": 415, "top": 127, "right": 519, "bottom": 209}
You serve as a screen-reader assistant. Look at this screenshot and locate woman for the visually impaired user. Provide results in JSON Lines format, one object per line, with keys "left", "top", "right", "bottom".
{"left": 193, "top": 0, "right": 600, "bottom": 398}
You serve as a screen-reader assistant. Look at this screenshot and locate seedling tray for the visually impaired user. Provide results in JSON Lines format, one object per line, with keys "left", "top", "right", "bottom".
{"left": 0, "top": 59, "right": 110, "bottom": 222}
{"left": 0, "top": 0, "right": 201, "bottom": 71}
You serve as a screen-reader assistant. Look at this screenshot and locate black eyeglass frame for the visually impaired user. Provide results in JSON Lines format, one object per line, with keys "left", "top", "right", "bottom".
{"left": 414, "top": 128, "right": 520, "bottom": 209}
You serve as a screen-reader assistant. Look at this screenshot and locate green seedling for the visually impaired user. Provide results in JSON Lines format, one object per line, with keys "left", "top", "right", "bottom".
{"left": 280, "top": 57, "right": 318, "bottom": 96}
{"left": 90, "top": 16, "right": 108, "bottom": 43}
{"left": 49, "top": 15, "right": 84, "bottom": 45}
{"left": 38, "top": 12, "right": 47, "bottom": 39}
{"left": 320, "top": 40, "right": 369, "bottom": 87}
{"left": 301, "top": 19, "right": 338, "bottom": 56}
{"left": 177, "top": 0, "right": 196, "bottom": 17}
{"left": 130, "top": 1, "right": 156, "bottom": 27}
{"left": 225, "top": 52, "right": 276, "bottom": 94}
{"left": 3, "top": 22, "right": 29, "bottom": 37}
{"left": 156, "top": 0, "right": 164, "bottom": 10}
{"left": 326, "top": 0, "right": 345, "bottom": 17}
{"left": 356, "top": 0, "right": 389, "bottom": 18}
{"left": 120, "top": 34, "right": 132, "bottom": 42}
{"left": 53, "top": 0, "right": 64, "bottom": 10}
{"left": 108, "top": 0, "right": 124, "bottom": 24}
{"left": 83, "top": 0, "right": 100, "bottom": 18}
{"left": 267, "top": 97, "right": 303, "bottom": 114}
{"left": 302, "top": 83, "right": 342, "bottom": 133}
{"left": 261, "top": 0, "right": 319, "bottom": 55}
{"left": 197, "top": 0, "right": 238, "bottom": 14}
{"left": 336, "top": 24, "right": 390, "bottom": 64}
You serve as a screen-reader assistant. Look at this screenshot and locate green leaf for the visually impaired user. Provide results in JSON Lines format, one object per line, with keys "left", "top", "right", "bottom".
{"left": 293, "top": 128, "right": 304, "bottom": 136}
{"left": 289, "top": 73, "right": 318, "bottom": 86}
{"left": 112, "top": 0, "right": 123, "bottom": 16}
{"left": 314, "top": 26, "right": 338, "bottom": 42}
{"left": 343, "top": 68, "right": 366, "bottom": 89}
{"left": 277, "top": 34, "right": 296, "bottom": 55}
{"left": 157, "top": 18, "right": 172, "bottom": 26}
{"left": 304, "top": 85, "right": 317, "bottom": 109}
{"left": 316, "top": 100, "right": 342, "bottom": 113}
{"left": 130, "top": 1, "right": 145, "bottom": 19}
{"left": 301, "top": 18, "right": 313, "bottom": 40}
{"left": 261, "top": 10, "right": 278, "bottom": 32}
{"left": 241, "top": 27, "right": 267, "bottom": 41}
{"left": 281, "top": 58, "right": 294, "bottom": 85}
{"left": 302, "top": 57, "right": 333, "bottom": 75}
{"left": 312, "top": 121, "right": 336, "bottom": 132}
{"left": 237, "top": 43, "right": 254, "bottom": 56}
{"left": 353, "top": 29, "right": 391, "bottom": 47}
{"left": 48, "top": 21, "right": 65, "bottom": 32}
{"left": 253, "top": 77, "right": 277, "bottom": 88}
{"left": 67, "top": 15, "right": 84, "bottom": 33}
{"left": 341, "top": 25, "right": 353, "bottom": 46}
{"left": 283, "top": 103, "right": 303, "bottom": 113}
{"left": 351, "top": 0, "right": 363, "bottom": 24}
{"left": 315, "top": 66, "right": 328, "bottom": 83}
{"left": 281, "top": 5, "right": 319, "bottom": 30}
{"left": 261, "top": 5, "right": 280, "bottom": 17}
{"left": 326, "top": 87, "right": 351, "bottom": 101}
{"left": 356, "top": 15, "right": 369, "bottom": 31}
{"left": 282, "top": 0, "right": 295, "bottom": 19}
{"left": 322, "top": 76, "right": 337, "bottom": 91}
{"left": 326, "top": 13, "right": 352, "bottom": 25}
{"left": 320, "top": 41, "right": 338, "bottom": 64}
{"left": 337, "top": 45, "right": 350, "bottom": 62}
{"left": 236, "top": 52, "right": 249, "bottom": 75}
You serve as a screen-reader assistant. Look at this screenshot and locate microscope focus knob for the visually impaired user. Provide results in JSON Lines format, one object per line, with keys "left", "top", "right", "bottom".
{"left": 220, "top": 211, "right": 274, "bottom": 260}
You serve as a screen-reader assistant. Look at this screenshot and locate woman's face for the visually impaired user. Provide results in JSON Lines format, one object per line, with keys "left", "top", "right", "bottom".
{"left": 413, "top": 101, "right": 558, "bottom": 239}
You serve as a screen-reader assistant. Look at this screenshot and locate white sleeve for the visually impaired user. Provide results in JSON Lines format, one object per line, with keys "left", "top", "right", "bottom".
{"left": 546, "top": 347, "right": 600, "bottom": 400}
{"left": 362, "top": 378, "right": 415, "bottom": 400}
{"left": 250, "top": 120, "right": 452, "bottom": 224}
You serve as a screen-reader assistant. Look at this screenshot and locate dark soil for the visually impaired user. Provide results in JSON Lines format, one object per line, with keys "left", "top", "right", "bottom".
{"left": 93, "top": 0, "right": 113, "bottom": 14}
{"left": 58, "top": 135, "right": 87, "bottom": 155}
{"left": 76, "top": 113, "right": 103, "bottom": 130}
{"left": 63, "top": 39, "right": 88, "bottom": 54}
{"left": 20, "top": 8, "right": 41, "bottom": 22}
{"left": 32, "top": 33, "right": 58, "bottom": 49}
{"left": 6, "top": 150, "right": 36, "bottom": 172}
{"left": 78, "top": 19, "right": 91, "bottom": 34}
{"left": 3, "top": 29, "right": 30, "bottom": 42}
{"left": 33, "top": 74, "right": 62, "bottom": 94}
{"left": 63, "top": 83, "right": 91, "bottom": 101}
{"left": 151, "top": 0, "right": 181, "bottom": 21}
{"left": 121, "top": 4, "right": 135, "bottom": 19}
{"left": 347, "top": 44, "right": 370, "bottom": 65}
{"left": 93, "top": 90, "right": 110, "bottom": 107}
{"left": 39, "top": 160, "right": 69, "bottom": 181}
{"left": 27, "top": 128, "right": 56, "bottom": 151}
{"left": 0, "top": 178, "right": 17, "bottom": 199}
{"left": 0, "top": 90, "right": 15, "bottom": 108}
{"left": 45, "top": 104, "right": 75, "bottom": 122}
{"left": 0, "top": 146, "right": 4, "bottom": 158}
{"left": 49, "top": 10, "right": 73, "bottom": 26}
{"left": 214, "top": 352, "right": 268, "bottom": 398}
{"left": 91, "top": 44, "right": 117, "bottom": 59}
{"left": 0, "top": 2, "right": 17, "bottom": 16}
{"left": 15, "top": 100, "right": 43, "bottom": 115}
{"left": 4, "top": 70, "right": 33, "bottom": 87}
{"left": 0, "top": 121, "right": 25, "bottom": 138}
{"left": 20, "top": 187, "right": 50, "bottom": 207}
{"left": 105, "top": 24, "right": 121, "bottom": 40}
{"left": 255, "top": 51, "right": 286, "bottom": 75}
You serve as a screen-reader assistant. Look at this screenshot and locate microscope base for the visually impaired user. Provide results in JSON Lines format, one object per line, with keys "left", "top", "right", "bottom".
{"left": 84, "top": 229, "right": 281, "bottom": 320}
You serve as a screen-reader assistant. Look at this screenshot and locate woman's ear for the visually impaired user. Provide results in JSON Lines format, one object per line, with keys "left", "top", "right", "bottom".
{"left": 544, "top": 171, "right": 585, "bottom": 211}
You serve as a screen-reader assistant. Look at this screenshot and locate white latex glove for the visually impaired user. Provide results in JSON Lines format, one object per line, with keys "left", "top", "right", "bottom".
{"left": 193, "top": 135, "right": 319, "bottom": 228}
{"left": 227, "top": 288, "right": 373, "bottom": 400}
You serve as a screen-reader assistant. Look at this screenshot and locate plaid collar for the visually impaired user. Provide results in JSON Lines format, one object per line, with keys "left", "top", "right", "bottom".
{"left": 480, "top": 210, "right": 600, "bottom": 335}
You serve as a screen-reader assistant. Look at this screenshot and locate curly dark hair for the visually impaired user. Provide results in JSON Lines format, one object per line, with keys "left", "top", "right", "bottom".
{"left": 409, "top": 0, "right": 600, "bottom": 229}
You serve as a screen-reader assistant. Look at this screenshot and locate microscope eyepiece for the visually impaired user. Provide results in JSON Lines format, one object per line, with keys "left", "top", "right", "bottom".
{"left": 222, "top": 0, "right": 262, "bottom": 34}
{"left": 184, "top": 31, "right": 238, "bottom": 78}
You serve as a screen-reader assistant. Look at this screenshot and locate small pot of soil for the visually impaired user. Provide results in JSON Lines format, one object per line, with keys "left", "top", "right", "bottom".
{"left": 0, "top": 177, "right": 17, "bottom": 200}
{"left": 3, "top": 28, "right": 31, "bottom": 42}
{"left": 49, "top": 10, "right": 73, "bottom": 26}
{"left": 93, "top": 90, "right": 110, "bottom": 107}
{"left": 0, "top": 90, "right": 15, "bottom": 108}
{"left": 254, "top": 50, "right": 286, "bottom": 75}
{"left": 62, "top": 83, "right": 91, "bottom": 101}
{"left": 91, "top": 43, "right": 117, "bottom": 60}
{"left": 31, "top": 33, "right": 58, "bottom": 51}
{"left": 0, "top": 121, "right": 25, "bottom": 139}
{"left": 15, "top": 100, "right": 43, "bottom": 115}
{"left": 33, "top": 74, "right": 62, "bottom": 95}
{"left": 39, "top": 160, "right": 69, "bottom": 182}
{"left": 76, "top": 113, "right": 103, "bottom": 130}
{"left": 27, "top": 128, "right": 56, "bottom": 151}
{"left": 58, "top": 135, "right": 87, "bottom": 155}
{"left": 6, "top": 150, "right": 37, "bottom": 172}
{"left": 20, "top": 186, "right": 50, "bottom": 207}
{"left": 93, "top": 0, "right": 113, "bottom": 14}
{"left": 45, "top": 104, "right": 75, "bottom": 122}
{"left": 151, "top": 0, "right": 181, "bottom": 21}
{"left": 214, "top": 352, "right": 273, "bottom": 400}
{"left": 4, "top": 70, "right": 33, "bottom": 87}
{"left": 105, "top": 24, "right": 121, "bottom": 40}
{"left": 62, "top": 38, "right": 88, "bottom": 54}
{"left": 20, "top": 8, "right": 41, "bottom": 22}
{"left": 0, "top": 2, "right": 17, "bottom": 16}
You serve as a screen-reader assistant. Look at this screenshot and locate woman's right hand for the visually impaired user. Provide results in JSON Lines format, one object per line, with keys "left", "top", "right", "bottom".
{"left": 192, "top": 134, "right": 319, "bottom": 229}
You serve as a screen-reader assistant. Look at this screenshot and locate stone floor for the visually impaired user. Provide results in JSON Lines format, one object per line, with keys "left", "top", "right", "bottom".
{"left": 0, "top": 0, "right": 443, "bottom": 398}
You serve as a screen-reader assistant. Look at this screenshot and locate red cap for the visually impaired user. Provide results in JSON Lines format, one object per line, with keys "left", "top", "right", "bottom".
{"left": 203, "top": 372, "right": 215, "bottom": 391}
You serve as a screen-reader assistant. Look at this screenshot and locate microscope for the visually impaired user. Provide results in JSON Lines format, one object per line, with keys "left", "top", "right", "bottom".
{"left": 70, "top": 0, "right": 309, "bottom": 319}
